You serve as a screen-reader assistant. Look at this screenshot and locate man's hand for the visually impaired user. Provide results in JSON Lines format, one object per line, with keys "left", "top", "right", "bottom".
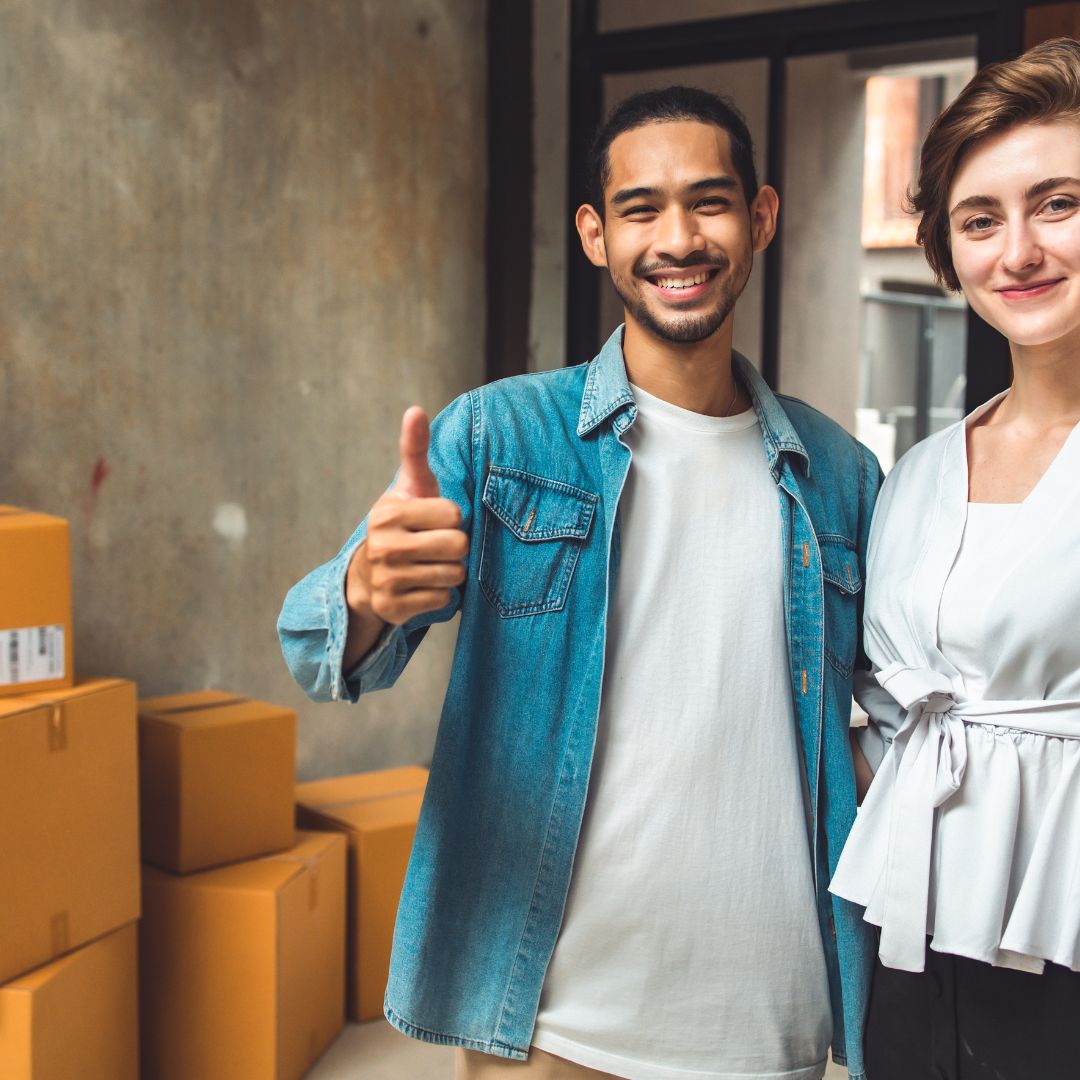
{"left": 342, "top": 408, "right": 468, "bottom": 671}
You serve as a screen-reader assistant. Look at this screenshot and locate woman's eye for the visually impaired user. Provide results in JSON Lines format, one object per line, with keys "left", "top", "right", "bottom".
{"left": 964, "top": 215, "right": 996, "bottom": 233}
{"left": 1043, "top": 196, "right": 1076, "bottom": 215}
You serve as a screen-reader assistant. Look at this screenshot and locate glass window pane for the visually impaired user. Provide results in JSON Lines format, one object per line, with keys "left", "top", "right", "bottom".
{"left": 779, "top": 41, "right": 975, "bottom": 468}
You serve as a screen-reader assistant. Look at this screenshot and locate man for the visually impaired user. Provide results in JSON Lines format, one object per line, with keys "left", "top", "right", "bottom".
{"left": 279, "top": 87, "right": 879, "bottom": 1080}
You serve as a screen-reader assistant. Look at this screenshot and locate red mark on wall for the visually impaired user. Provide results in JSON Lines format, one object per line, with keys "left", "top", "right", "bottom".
{"left": 91, "top": 457, "right": 110, "bottom": 495}
{"left": 84, "top": 456, "right": 111, "bottom": 535}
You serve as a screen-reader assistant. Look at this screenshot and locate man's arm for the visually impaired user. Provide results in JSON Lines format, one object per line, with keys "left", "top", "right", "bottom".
{"left": 851, "top": 443, "right": 885, "bottom": 802}
{"left": 278, "top": 396, "right": 473, "bottom": 703}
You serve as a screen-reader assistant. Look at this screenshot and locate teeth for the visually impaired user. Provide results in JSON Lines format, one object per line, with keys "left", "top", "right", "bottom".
{"left": 656, "top": 272, "right": 710, "bottom": 289}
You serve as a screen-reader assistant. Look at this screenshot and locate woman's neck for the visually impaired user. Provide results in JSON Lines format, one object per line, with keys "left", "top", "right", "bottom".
{"left": 997, "top": 337, "right": 1080, "bottom": 432}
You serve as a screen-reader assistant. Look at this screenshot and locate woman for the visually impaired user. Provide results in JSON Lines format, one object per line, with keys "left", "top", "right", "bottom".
{"left": 830, "top": 37, "right": 1080, "bottom": 1080}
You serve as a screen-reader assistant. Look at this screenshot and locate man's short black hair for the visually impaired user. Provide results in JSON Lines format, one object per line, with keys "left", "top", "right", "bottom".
{"left": 587, "top": 85, "right": 759, "bottom": 215}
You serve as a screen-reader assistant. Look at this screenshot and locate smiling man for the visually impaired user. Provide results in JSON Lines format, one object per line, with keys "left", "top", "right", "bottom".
{"left": 279, "top": 87, "right": 880, "bottom": 1080}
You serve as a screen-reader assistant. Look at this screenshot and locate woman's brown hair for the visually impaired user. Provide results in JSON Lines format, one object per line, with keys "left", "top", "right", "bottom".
{"left": 912, "top": 37, "right": 1080, "bottom": 291}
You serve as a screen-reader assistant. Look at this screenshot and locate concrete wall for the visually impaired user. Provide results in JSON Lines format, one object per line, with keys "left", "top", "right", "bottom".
{"left": 777, "top": 51, "right": 867, "bottom": 428}
{"left": 529, "top": 0, "right": 570, "bottom": 373}
{"left": 1, "top": 0, "right": 487, "bottom": 780}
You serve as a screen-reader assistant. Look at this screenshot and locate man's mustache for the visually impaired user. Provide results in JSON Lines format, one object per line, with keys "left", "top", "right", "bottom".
{"left": 633, "top": 254, "right": 730, "bottom": 277}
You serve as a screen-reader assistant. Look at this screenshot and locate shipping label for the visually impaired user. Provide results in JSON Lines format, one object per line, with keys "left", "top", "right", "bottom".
{"left": 0, "top": 625, "right": 65, "bottom": 685}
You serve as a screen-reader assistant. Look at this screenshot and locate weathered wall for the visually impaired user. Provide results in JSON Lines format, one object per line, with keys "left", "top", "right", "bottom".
{"left": 0, "top": 0, "right": 486, "bottom": 779}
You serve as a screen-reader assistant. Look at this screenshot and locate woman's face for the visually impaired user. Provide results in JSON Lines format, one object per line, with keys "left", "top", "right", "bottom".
{"left": 948, "top": 118, "right": 1080, "bottom": 352}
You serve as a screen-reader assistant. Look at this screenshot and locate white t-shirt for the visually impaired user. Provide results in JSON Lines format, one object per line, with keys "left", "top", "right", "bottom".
{"left": 531, "top": 385, "right": 831, "bottom": 1080}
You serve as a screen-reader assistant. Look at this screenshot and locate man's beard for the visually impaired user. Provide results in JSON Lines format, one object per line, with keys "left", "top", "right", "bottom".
{"left": 611, "top": 255, "right": 746, "bottom": 344}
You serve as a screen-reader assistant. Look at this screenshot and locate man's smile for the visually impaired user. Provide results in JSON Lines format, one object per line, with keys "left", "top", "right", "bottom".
{"left": 641, "top": 264, "right": 722, "bottom": 302}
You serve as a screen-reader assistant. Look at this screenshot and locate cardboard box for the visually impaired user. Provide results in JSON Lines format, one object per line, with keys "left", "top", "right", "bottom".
{"left": 295, "top": 766, "right": 427, "bottom": 1020}
{"left": 138, "top": 690, "right": 296, "bottom": 873}
{"left": 140, "top": 830, "right": 346, "bottom": 1080}
{"left": 0, "top": 678, "right": 140, "bottom": 985}
{"left": 0, "top": 921, "right": 138, "bottom": 1080}
{"left": 0, "top": 506, "right": 73, "bottom": 697}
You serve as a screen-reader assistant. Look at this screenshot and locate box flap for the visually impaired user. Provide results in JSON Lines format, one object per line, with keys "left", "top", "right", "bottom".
{"left": 304, "top": 792, "right": 425, "bottom": 833}
{"left": 146, "top": 857, "right": 300, "bottom": 897}
{"left": 139, "top": 691, "right": 294, "bottom": 732}
{"left": 143, "top": 834, "right": 334, "bottom": 900}
{"left": 296, "top": 766, "right": 428, "bottom": 811}
{"left": 0, "top": 677, "right": 131, "bottom": 719}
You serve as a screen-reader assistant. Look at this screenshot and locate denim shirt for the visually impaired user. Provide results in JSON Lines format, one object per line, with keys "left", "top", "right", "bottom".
{"left": 278, "top": 328, "right": 881, "bottom": 1079}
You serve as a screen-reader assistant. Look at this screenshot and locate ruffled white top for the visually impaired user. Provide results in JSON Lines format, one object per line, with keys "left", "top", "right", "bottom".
{"left": 830, "top": 393, "right": 1080, "bottom": 975}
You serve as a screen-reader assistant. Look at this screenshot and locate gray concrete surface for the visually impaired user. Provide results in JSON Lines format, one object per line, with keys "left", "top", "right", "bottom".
{"left": 1, "top": 0, "right": 486, "bottom": 779}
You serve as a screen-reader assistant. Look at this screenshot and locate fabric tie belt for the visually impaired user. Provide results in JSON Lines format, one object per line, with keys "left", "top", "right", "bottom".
{"left": 867, "top": 662, "right": 1080, "bottom": 972}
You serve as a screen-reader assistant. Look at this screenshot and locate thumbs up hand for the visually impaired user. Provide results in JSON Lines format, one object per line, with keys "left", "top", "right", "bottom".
{"left": 342, "top": 408, "right": 468, "bottom": 669}
{"left": 394, "top": 406, "right": 442, "bottom": 500}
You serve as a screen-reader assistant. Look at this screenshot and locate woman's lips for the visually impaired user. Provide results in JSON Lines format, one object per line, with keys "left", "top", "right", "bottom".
{"left": 996, "top": 278, "right": 1064, "bottom": 301}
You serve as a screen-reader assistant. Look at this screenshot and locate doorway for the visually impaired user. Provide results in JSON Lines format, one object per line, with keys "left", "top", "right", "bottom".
{"left": 565, "top": 0, "right": 1028, "bottom": 440}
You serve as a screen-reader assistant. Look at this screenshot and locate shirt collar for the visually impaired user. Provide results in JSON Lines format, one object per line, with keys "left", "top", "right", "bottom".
{"left": 735, "top": 351, "right": 810, "bottom": 476}
{"left": 576, "top": 326, "right": 636, "bottom": 437}
{"left": 576, "top": 325, "right": 810, "bottom": 475}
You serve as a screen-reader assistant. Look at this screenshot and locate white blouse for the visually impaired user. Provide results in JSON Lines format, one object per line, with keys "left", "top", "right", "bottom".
{"left": 830, "top": 393, "right": 1080, "bottom": 975}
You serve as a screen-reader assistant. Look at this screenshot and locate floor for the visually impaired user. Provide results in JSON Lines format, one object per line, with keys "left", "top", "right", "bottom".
{"left": 307, "top": 1021, "right": 848, "bottom": 1079}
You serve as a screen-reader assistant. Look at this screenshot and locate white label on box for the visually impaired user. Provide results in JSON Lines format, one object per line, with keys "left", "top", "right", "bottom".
{"left": 0, "top": 625, "right": 65, "bottom": 685}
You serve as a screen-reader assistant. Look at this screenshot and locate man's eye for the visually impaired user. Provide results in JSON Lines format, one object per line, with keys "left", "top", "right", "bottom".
{"left": 622, "top": 205, "right": 657, "bottom": 217}
{"left": 695, "top": 197, "right": 730, "bottom": 210}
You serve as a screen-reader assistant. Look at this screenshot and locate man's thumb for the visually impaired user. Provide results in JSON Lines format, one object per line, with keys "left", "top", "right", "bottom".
{"left": 397, "top": 406, "right": 440, "bottom": 498}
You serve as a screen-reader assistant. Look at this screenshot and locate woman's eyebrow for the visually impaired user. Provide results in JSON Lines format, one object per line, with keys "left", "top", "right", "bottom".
{"left": 1025, "top": 176, "right": 1080, "bottom": 199}
{"left": 950, "top": 193, "right": 999, "bottom": 216}
{"left": 951, "top": 177, "right": 1080, "bottom": 216}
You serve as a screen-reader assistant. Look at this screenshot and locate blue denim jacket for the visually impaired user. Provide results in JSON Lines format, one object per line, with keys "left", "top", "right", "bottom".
{"left": 279, "top": 328, "right": 880, "bottom": 1079}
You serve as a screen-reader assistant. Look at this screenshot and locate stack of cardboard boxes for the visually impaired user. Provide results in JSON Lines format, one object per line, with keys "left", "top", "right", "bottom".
{"left": 137, "top": 691, "right": 347, "bottom": 1080}
{"left": 1, "top": 504, "right": 431, "bottom": 1078}
{"left": 0, "top": 507, "right": 140, "bottom": 1080}
{"left": 136, "top": 700, "right": 431, "bottom": 1075}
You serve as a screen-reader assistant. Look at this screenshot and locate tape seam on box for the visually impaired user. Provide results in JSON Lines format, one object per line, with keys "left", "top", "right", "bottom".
{"left": 142, "top": 694, "right": 250, "bottom": 717}
{"left": 311, "top": 785, "right": 426, "bottom": 812}
{"left": 46, "top": 704, "right": 66, "bottom": 751}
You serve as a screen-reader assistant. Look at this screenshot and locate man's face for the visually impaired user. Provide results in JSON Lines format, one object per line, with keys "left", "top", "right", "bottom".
{"left": 584, "top": 120, "right": 770, "bottom": 345}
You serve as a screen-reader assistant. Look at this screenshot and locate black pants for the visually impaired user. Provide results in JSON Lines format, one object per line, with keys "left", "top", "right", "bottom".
{"left": 865, "top": 946, "right": 1080, "bottom": 1080}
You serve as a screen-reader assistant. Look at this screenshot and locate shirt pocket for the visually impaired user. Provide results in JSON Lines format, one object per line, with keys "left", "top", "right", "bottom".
{"left": 478, "top": 466, "right": 598, "bottom": 618}
{"left": 819, "top": 534, "right": 863, "bottom": 677}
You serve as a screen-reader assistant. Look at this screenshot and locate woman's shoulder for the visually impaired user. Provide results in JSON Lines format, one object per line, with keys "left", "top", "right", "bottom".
{"left": 870, "top": 421, "right": 965, "bottom": 535}
{"left": 886, "top": 417, "right": 963, "bottom": 489}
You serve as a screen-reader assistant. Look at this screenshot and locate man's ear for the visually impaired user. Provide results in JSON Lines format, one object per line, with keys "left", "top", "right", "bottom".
{"left": 749, "top": 184, "right": 779, "bottom": 254}
{"left": 575, "top": 203, "right": 608, "bottom": 268}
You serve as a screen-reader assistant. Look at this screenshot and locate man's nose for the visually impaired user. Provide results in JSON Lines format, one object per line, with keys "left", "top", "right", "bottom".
{"left": 655, "top": 207, "right": 706, "bottom": 260}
